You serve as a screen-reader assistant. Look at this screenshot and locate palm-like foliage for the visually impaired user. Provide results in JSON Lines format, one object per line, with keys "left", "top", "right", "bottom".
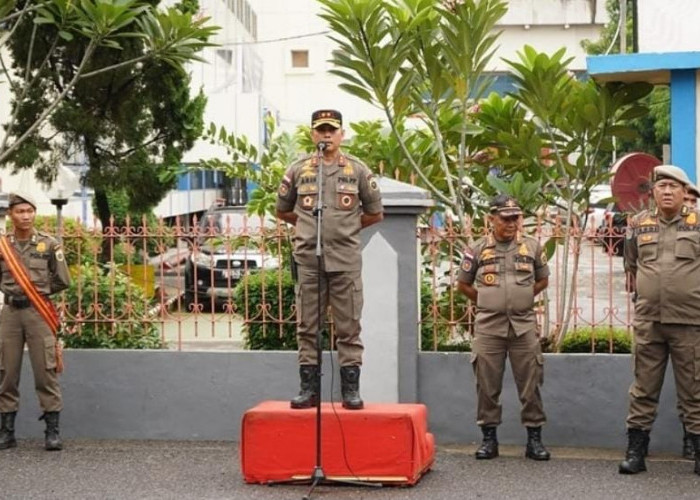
{"left": 318, "top": 0, "right": 507, "bottom": 229}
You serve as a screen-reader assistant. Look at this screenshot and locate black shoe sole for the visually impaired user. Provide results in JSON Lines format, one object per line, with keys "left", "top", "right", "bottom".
{"left": 290, "top": 397, "right": 318, "bottom": 409}
{"left": 290, "top": 402, "right": 316, "bottom": 409}
{"left": 619, "top": 465, "right": 646, "bottom": 474}
{"left": 341, "top": 403, "right": 364, "bottom": 410}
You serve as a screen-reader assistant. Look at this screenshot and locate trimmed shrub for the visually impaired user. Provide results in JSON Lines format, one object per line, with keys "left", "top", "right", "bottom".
{"left": 235, "top": 269, "right": 297, "bottom": 350}
{"left": 420, "top": 281, "right": 472, "bottom": 352}
{"left": 560, "top": 326, "right": 632, "bottom": 353}
{"left": 62, "top": 263, "right": 164, "bottom": 349}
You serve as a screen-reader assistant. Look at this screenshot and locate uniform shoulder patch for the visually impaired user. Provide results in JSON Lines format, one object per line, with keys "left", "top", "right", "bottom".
{"left": 460, "top": 248, "right": 475, "bottom": 272}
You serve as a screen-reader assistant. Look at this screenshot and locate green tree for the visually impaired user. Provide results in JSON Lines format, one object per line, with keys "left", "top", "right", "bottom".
{"left": 582, "top": 0, "right": 669, "bottom": 158}
{"left": 1, "top": 0, "right": 218, "bottom": 237}
{"left": 194, "top": 116, "right": 302, "bottom": 219}
{"left": 581, "top": 0, "right": 634, "bottom": 56}
{"left": 318, "top": 0, "right": 508, "bottom": 230}
{"left": 477, "top": 46, "right": 651, "bottom": 349}
{"left": 320, "top": 0, "right": 652, "bottom": 349}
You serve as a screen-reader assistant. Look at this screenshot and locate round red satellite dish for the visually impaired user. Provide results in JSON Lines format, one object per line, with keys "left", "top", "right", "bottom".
{"left": 610, "top": 152, "right": 662, "bottom": 212}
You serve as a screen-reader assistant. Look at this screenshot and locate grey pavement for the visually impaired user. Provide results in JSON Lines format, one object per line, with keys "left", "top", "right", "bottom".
{"left": 1, "top": 441, "right": 699, "bottom": 499}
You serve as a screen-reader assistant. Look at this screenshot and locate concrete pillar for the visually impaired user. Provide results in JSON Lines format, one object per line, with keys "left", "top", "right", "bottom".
{"left": 359, "top": 177, "right": 433, "bottom": 403}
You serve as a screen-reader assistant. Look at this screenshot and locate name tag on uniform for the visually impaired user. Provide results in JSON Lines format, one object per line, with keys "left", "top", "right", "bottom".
{"left": 515, "top": 262, "right": 533, "bottom": 272}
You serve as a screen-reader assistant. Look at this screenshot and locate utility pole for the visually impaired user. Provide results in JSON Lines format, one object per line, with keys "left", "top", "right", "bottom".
{"left": 620, "top": 0, "right": 627, "bottom": 53}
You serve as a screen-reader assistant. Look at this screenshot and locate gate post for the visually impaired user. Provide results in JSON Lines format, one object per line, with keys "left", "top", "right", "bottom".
{"left": 359, "top": 177, "right": 433, "bottom": 403}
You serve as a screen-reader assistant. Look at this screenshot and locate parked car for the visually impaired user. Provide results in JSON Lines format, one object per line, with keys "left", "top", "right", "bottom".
{"left": 183, "top": 204, "right": 278, "bottom": 308}
{"left": 148, "top": 247, "right": 189, "bottom": 300}
{"left": 546, "top": 184, "right": 615, "bottom": 228}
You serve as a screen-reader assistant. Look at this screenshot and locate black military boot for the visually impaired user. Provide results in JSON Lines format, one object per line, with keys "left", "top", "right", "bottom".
{"left": 475, "top": 426, "right": 498, "bottom": 459}
{"left": 40, "top": 412, "right": 62, "bottom": 451}
{"left": 0, "top": 412, "right": 17, "bottom": 450}
{"left": 290, "top": 365, "right": 319, "bottom": 409}
{"left": 682, "top": 424, "right": 694, "bottom": 460}
{"left": 340, "top": 366, "right": 364, "bottom": 410}
{"left": 690, "top": 433, "right": 700, "bottom": 475}
{"left": 619, "top": 428, "right": 648, "bottom": 474}
{"left": 642, "top": 430, "right": 650, "bottom": 457}
{"left": 525, "top": 426, "right": 551, "bottom": 461}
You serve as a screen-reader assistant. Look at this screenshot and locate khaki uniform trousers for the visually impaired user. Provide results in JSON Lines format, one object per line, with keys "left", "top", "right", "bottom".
{"left": 627, "top": 321, "right": 700, "bottom": 433}
{"left": 471, "top": 326, "right": 546, "bottom": 427}
{"left": 0, "top": 305, "right": 62, "bottom": 412}
{"left": 296, "top": 264, "right": 363, "bottom": 367}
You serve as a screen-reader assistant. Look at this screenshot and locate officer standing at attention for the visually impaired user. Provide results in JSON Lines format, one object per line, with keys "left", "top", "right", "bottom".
{"left": 0, "top": 191, "right": 71, "bottom": 451}
{"left": 276, "top": 110, "right": 383, "bottom": 410}
{"left": 683, "top": 182, "right": 699, "bottom": 210}
{"left": 677, "top": 181, "right": 700, "bottom": 460}
{"left": 456, "top": 194, "right": 550, "bottom": 461}
{"left": 620, "top": 165, "right": 700, "bottom": 475}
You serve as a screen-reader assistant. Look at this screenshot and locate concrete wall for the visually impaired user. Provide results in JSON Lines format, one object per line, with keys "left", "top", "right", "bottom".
{"left": 13, "top": 351, "right": 685, "bottom": 453}
{"left": 419, "top": 353, "right": 684, "bottom": 452}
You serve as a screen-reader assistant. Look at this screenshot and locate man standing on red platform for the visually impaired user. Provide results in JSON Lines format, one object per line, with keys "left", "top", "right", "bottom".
{"left": 456, "top": 194, "right": 551, "bottom": 461}
{"left": 276, "top": 109, "right": 383, "bottom": 410}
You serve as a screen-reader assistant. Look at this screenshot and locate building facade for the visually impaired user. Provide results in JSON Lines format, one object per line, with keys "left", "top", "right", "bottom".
{"left": 250, "top": 0, "right": 608, "bottom": 134}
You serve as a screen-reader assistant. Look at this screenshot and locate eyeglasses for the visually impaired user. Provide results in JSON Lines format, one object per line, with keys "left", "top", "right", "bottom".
{"left": 654, "top": 181, "right": 683, "bottom": 191}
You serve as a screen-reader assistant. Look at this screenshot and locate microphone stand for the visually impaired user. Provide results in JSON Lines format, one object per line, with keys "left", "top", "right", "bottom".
{"left": 269, "top": 141, "right": 380, "bottom": 499}
{"left": 306, "top": 140, "right": 327, "bottom": 497}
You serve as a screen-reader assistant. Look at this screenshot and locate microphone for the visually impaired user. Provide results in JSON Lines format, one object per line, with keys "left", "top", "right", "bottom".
{"left": 317, "top": 141, "right": 328, "bottom": 151}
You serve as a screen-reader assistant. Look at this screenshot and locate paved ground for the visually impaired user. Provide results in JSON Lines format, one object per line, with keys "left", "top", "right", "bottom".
{"left": 1, "top": 441, "right": 698, "bottom": 499}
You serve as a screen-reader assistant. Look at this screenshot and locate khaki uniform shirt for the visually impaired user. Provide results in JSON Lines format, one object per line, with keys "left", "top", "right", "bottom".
{"left": 0, "top": 230, "right": 71, "bottom": 296}
{"left": 624, "top": 208, "right": 700, "bottom": 324}
{"left": 276, "top": 152, "right": 383, "bottom": 272}
{"left": 457, "top": 234, "right": 549, "bottom": 336}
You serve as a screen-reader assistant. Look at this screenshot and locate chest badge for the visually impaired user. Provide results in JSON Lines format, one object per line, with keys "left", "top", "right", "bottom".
{"left": 483, "top": 273, "right": 496, "bottom": 285}
{"left": 641, "top": 234, "right": 653, "bottom": 242}
{"left": 640, "top": 216, "right": 656, "bottom": 226}
{"left": 302, "top": 196, "right": 314, "bottom": 209}
{"left": 36, "top": 242, "right": 47, "bottom": 253}
{"left": 480, "top": 248, "right": 495, "bottom": 261}
{"left": 687, "top": 212, "right": 698, "bottom": 225}
{"left": 518, "top": 244, "right": 529, "bottom": 256}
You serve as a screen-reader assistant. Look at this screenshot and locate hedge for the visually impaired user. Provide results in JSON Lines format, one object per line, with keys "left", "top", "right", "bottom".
{"left": 234, "top": 270, "right": 297, "bottom": 350}
{"left": 559, "top": 326, "right": 632, "bottom": 353}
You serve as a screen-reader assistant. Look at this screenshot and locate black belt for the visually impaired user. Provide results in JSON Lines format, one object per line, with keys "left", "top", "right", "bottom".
{"left": 3, "top": 295, "right": 32, "bottom": 309}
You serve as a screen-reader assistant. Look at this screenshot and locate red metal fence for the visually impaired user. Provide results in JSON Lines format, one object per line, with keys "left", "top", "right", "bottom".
{"left": 41, "top": 214, "right": 631, "bottom": 352}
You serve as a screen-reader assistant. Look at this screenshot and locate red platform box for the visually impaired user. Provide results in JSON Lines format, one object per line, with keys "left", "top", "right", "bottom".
{"left": 240, "top": 400, "right": 435, "bottom": 485}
